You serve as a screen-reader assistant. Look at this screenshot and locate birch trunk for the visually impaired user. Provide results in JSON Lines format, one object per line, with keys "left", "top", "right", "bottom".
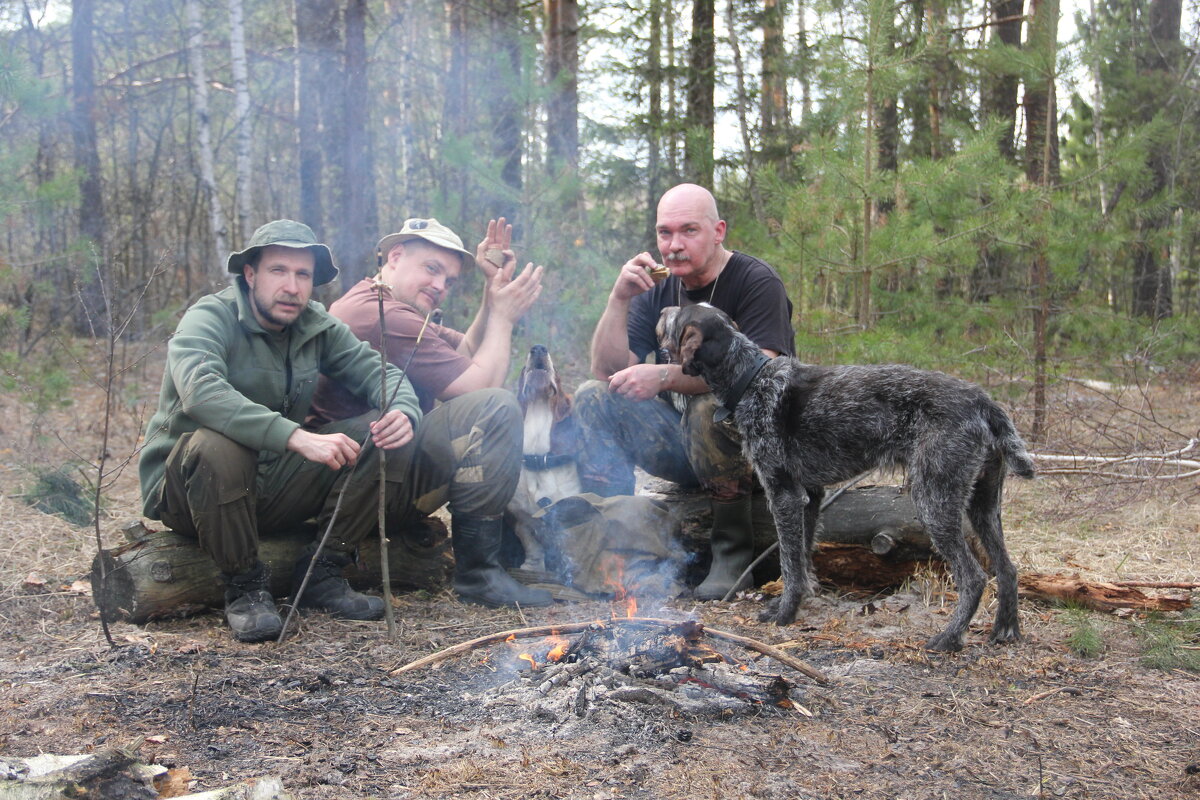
{"left": 185, "top": 0, "right": 227, "bottom": 280}
{"left": 228, "top": 0, "right": 253, "bottom": 245}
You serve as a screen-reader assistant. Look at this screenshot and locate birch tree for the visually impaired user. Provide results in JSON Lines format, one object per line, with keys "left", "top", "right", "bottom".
{"left": 229, "top": 0, "right": 253, "bottom": 245}
{"left": 185, "top": 0, "right": 227, "bottom": 278}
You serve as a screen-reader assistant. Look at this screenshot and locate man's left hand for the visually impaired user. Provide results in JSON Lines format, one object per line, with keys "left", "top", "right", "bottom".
{"left": 370, "top": 409, "right": 415, "bottom": 450}
{"left": 607, "top": 363, "right": 669, "bottom": 402}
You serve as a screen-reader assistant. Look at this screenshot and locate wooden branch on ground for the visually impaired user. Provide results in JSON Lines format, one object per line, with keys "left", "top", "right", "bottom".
{"left": 389, "top": 616, "right": 828, "bottom": 684}
{"left": 1018, "top": 572, "right": 1192, "bottom": 613}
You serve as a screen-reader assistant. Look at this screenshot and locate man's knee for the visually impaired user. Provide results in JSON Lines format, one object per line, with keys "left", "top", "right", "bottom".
{"left": 177, "top": 429, "right": 257, "bottom": 477}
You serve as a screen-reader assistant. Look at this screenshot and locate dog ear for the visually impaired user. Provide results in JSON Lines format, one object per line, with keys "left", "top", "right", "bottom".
{"left": 679, "top": 323, "right": 705, "bottom": 376}
{"left": 552, "top": 390, "right": 573, "bottom": 424}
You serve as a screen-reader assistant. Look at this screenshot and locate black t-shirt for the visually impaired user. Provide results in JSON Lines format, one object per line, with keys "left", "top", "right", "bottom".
{"left": 627, "top": 251, "right": 796, "bottom": 363}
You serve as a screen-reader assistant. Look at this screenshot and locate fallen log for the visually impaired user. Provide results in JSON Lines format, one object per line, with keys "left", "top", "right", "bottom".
{"left": 646, "top": 481, "right": 962, "bottom": 589}
{"left": 1018, "top": 572, "right": 1192, "bottom": 613}
{"left": 91, "top": 519, "right": 453, "bottom": 624}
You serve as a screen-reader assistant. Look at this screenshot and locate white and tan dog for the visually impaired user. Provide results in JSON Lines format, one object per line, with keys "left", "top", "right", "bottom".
{"left": 507, "top": 344, "right": 581, "bottom": 571}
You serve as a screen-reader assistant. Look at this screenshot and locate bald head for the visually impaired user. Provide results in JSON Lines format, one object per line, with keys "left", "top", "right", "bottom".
{"left": 658, "top": 183, "right": 721, "bottom": 224}
{"left": 655, "top": 184, "right": 728, "bottom": 288}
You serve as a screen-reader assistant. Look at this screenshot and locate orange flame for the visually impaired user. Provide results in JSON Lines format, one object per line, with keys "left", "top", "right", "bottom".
{"left": 547, "top": 639, "right": 569, "bottom": 662}
{"left": 505, "top": 634, "right": 516, "bottom": 643}
{"left": 601, "top": 554, "right": 638, "bottom": 619}
{"left": 518, "top": 653, "right": 538, "bottom": 671}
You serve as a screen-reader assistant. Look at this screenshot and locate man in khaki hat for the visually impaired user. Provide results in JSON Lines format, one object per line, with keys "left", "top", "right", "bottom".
{"left": 309, "top": 217, "right": 551, "bottom": 608}
{"left": 139, "top": 219, "right": 423, "bottom": 642}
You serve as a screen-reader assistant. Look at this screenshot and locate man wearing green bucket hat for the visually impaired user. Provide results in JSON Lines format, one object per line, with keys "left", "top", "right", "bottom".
{"left": 308, "top": 216, "right": 552, "bottom": 608}
{"left": 139, "top": 219, "right": 423, "bottom": 642}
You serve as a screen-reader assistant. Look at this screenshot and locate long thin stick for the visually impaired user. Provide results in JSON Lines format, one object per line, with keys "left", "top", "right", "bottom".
{"left": 279, "top": 308, "right": 434, "bottom": 642}
{"left": 375, "top": 277, "right": 397, "bottom": 639}
{"left": 388, "top": 616, "right": 828, "bottom": 684}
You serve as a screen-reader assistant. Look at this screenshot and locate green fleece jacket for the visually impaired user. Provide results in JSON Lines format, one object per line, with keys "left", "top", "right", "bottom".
{"left": 139, "top": 282, "right": 421, "bottom": 519}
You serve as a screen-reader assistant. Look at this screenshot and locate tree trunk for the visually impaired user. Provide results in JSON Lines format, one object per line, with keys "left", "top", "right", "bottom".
{"left": 725, "top": 0, "right": 764, "bottom": 220}
{"left": 761, "top": 0, "right": 790, "bottom": 165}
{"left": 980, "top": 0, "right": 1023, "bottom": 162}
{"left": 70, "top": 0, "right": 106, "bottom": 335}
{"left": 649, "top": 483, "right": 961, "bottom": 590}
{"left": 186, "top": 0, "right": 228, "bottom": 280}
{"left": 93, "top": 520, "right": 453, "bottom": 624}
{"left": 544, "top": 0, "right": 579, "bottom": 176}
{"left": 646, "top": 0, "right": 664, "bottom": 248}
{"left": 443, "top": 0, "right": 470, "bottom": 220}
{"left": 338, "top": 0, "right": 378, "bottom": 289}
{"left": 1130, "top": 0, "right": 1181, "bottom": 319}
{"left": 1023, "top": 0, "right": 1058, "bottom": 442}
{"left": 685, "top": 0, "right": 715, "bottom": 186}
{"left": 495, "top": 0, "right": 525, "bottom": 214}
{"left": 294, "top": 0, "right": 338, "bottom": 236}
{"left": 1022, "top": 0, "right": 1059, "bottom": 187}
{"left": 228, "top": 0, "right": 254, "bottom": 245}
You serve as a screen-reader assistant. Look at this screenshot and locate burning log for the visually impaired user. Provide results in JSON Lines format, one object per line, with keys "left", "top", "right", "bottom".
{"left": 91, "top": 519, "right": 452, "bottom": 624}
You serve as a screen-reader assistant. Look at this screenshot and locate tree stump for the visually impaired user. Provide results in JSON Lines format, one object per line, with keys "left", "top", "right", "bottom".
{"left": 91, "top": 519, "right": 453, "bottom": 624}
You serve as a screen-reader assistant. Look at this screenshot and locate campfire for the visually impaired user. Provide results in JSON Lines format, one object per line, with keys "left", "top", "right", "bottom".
{"left": 391, "top": 560, "right": 827, "bottom": 718}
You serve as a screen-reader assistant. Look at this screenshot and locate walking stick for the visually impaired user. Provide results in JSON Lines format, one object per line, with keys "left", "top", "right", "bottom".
{"left": 278, "top": 278, "right": 434, "bottom": 643}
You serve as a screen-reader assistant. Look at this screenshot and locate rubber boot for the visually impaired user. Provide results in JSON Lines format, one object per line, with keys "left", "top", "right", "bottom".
{"left": 452, "top": 515, "right": 554, "bottom": 608}
{"left": 222, "top": 561, "right": 283, "bottom": 642}
{"left": 291, "top": 547, "right": 385, "bottom": 621}
{"left": 695, "top": 495, "right": 757, "bottom": 600}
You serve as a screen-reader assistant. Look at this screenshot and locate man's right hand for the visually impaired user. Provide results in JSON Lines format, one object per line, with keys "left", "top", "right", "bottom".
{"left": 286, "top": 428, "right": 361, "bottom": 470}
{"left": 488, "top": 261, "right": 544, "bottom": 324}
{"left": 611, "top": 252, "right": 660, "bottom": 302}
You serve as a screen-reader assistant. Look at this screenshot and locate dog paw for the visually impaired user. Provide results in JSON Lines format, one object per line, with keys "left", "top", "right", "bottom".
{"left": 757, "top": 598, "right": 799, "bottom": 626}
{"left": 924, "top": 631, "right": 965, "bottom": 653}
{"left": 988, "top": 624, "right": 1021, "bottom": 645}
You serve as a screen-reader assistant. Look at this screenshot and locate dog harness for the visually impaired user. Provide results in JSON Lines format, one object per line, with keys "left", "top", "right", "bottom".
{"left": 713, "top": 352, "right": 773, "bottom": 422}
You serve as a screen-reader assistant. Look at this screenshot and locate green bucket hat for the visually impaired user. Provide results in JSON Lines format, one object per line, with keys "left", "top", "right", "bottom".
{"left": 376, "top": 218, "right": 475, "bottom": 270}
{"left": 226, "top": 219, "right": 339, "bottom": 287}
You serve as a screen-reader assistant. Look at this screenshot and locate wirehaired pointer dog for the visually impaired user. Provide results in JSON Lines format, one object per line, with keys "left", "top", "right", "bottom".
{"left": 660, "top": 304, "right": 1035, "bottom": 652}
{"left": 506, "top": 344, "right": 581, "bottom": 571}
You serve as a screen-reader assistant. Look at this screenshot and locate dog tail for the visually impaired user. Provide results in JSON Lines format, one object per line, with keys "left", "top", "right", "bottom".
{"left": 985, "top": 402, "right": 1037, "bottom": 479}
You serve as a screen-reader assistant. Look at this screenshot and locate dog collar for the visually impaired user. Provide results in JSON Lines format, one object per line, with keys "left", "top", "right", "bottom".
{"left": 523, "top": 453, "right": 576, "bottom": 471}
{"left": 714, "top": 352, "right": 772, "bottom": 423}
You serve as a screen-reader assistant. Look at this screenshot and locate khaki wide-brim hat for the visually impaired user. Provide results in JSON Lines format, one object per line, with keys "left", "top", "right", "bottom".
{"left": 226, "top": 219, "right": 339, "bottom": 287}
{"left": 376, "top": 218, "right": 475, "bottom": 270}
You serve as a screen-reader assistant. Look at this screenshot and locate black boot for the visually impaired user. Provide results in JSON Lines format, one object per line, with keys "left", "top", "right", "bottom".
{"left": 695, "top": 496, "right": 757, "bottom": 600}
{"left": 452, "top": 515, "right": 554, "bottom": 608}
{"left": 291, "top": 547, "right": 385, "bottom": 621}
{"left": 222, "top": 561, "right": 283, "bottom": 642}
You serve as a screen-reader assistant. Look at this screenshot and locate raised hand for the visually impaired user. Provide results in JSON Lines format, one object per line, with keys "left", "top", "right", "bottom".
{"left": 475, "top": 217, "right": 514, "bottom": 283}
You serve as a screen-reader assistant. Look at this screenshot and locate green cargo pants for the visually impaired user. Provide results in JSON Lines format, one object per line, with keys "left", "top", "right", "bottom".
{"left": 158, "top": 389, "right": 522, "bottom": 575}
{"left": 158, "top": 411, "right": 396, "bottom": 575}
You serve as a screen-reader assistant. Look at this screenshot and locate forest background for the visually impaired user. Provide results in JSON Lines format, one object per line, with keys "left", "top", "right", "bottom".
{"left": 1, "top": 0, "right": 1198, "bottom": 457}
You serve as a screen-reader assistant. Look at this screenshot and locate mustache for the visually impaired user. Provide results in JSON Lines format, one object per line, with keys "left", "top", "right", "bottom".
{"left": 665, "top": 252, "right": 691, "bottom": 263}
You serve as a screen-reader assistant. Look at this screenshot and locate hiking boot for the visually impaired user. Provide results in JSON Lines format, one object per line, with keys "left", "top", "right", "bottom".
{"left": 222, "top": 562, "right": 283, "bottom": 642}
{"left": 452, "top": 515, "right": 554, "bottom": 608}
{"left": 695, "top": 495, "right": 757, "bottom": 600}
{"left": 291, "top": 547, "right": 384, "bottom": 621}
